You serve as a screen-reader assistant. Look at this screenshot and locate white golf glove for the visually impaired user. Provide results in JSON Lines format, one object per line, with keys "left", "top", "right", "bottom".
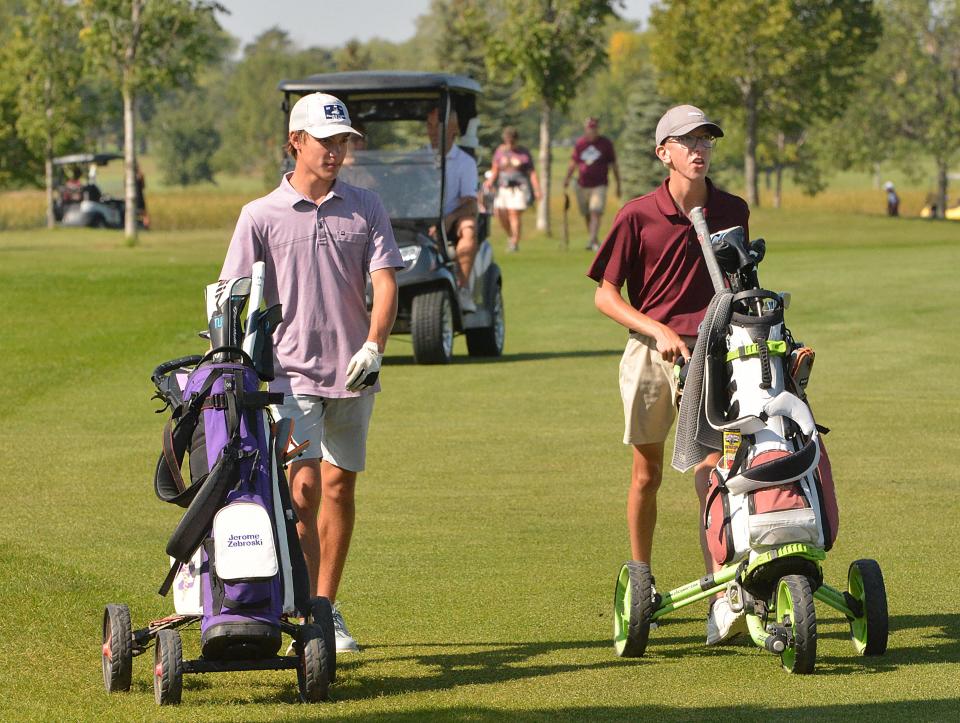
{"left": 344, "top": 341, "right": 382, "bottom": 391}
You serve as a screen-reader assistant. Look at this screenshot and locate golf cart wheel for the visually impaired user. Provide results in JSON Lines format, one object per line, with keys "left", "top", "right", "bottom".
{"left": 296, "top": 623, "right": 331, "bottom": 702}
{"left": 153, "top": 629, "right": 183, "bottom": 706}
{"left": 847, "top": 559, "right": 889, "bottom": 656}
{"left": 101, "top": 604, "right": 133, "bottom": 693}
{"left": 411, "top": 288, "right": 454, "bottom": 364}
{"left": 774, "top": 574, "right": 817, "bottom": 674}
{"left": 309, "top": 596, "right": 337, "bottom": 683}
{"left": 613, "top": 561, "right": 654, "bottom": 658}
{"left": 466, "top": 282, "right": 505, "bottom": 357}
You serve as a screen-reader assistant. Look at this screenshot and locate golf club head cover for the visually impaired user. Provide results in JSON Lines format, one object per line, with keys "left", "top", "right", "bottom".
{"left": 247, "top": 304, "right": 282, "bottom": 381}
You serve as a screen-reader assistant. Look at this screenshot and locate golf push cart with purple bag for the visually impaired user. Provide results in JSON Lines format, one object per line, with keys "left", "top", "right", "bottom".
{"left": 101, "top": 262, "right": 337, "bottom": 705}
{"left": 613, "top": 209, "right": 889, "bottom": 674}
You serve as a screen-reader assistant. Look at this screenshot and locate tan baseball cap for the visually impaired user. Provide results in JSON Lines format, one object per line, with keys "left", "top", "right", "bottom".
{"left": 655, "top": 105, "right": 723, "bottom": 146}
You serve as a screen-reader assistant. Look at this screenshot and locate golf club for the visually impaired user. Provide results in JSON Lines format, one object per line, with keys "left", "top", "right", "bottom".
{"left": 688, "top": 206, "right": 727, "bottom": 293}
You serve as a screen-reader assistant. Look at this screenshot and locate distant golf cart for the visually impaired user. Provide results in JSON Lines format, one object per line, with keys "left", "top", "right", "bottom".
{"left": 53, "top": 153, "right": 127, "bottom": 229}
{"left": 278, "top": 71, "right": 504, "bottom": 364}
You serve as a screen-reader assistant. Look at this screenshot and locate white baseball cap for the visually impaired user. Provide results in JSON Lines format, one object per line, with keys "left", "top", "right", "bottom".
{"left": 289, "top": 93, "right": 362, "bottom": 139}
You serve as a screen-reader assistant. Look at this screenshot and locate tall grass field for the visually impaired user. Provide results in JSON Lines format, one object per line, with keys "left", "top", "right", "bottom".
{"left": 1, "top": 201, "right": 958, "bottom": 720}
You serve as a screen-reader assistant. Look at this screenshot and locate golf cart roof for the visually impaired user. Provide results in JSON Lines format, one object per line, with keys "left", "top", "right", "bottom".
{"left": 278, "top": 71, "right": 481, "bottom": 96}
{"left": 53, "top": 153, "right": 122, "bottom": 166}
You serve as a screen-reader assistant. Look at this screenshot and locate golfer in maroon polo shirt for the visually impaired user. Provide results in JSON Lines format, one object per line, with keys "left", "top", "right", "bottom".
{"left": 587, "top": 105, "right": 751, "bottom": 645}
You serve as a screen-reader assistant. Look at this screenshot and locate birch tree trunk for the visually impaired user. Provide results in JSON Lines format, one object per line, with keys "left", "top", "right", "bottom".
{"left": 773, "top": 132, "right": 785, "bottom": 209}
{"left": 123, "top": 0, "right": 143, "bottom": 243}
{"left": 123, "top": 83, "right": 137, "bottom": 240}
{"left": 743, "top": 85, "right": 759, "bottom": 208}
{"left": 537, "top": 103, "right": 552, "bottom": 235}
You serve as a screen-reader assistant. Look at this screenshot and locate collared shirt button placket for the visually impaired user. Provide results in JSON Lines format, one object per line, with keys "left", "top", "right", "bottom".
{"left": 316, "top": 207, "right": 327, "bottom": 246}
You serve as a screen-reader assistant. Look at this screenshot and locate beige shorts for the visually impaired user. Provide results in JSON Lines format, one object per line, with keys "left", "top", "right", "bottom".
{"left": 575, "top": 184, "right": 607, "bottom": 216}
{"left": 271, "top": 394, "right": 375, "bottom": 472}
{"left": 619, "top": 332, "right": 697, "bottom": 446}
{"left": 494, "top": 186, "right": 529, "bottom": 211}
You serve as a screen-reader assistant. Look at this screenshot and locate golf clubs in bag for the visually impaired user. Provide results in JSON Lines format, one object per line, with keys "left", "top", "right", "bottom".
{"left": 673, "top": 219, "right": 839, "bottom": 570}
{"left": 151, "top": 265, "right": 311, "bottom": 660}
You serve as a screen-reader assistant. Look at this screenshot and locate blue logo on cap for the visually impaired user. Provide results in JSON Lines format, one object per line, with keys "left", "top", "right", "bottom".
{"left": 324, "top": 104, "right": 346, "bottom": 121}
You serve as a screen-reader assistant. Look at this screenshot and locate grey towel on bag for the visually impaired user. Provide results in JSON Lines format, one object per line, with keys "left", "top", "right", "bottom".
{"left": 671, "top": 291, "right": 733, "bottom": 472}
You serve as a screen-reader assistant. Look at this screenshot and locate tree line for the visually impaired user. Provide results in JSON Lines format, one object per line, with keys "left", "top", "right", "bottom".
{"left": 2, "top": 0, "right": 959, "bottom": 243}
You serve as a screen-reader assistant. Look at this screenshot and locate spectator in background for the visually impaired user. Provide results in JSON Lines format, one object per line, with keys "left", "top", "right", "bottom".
{"left": 884, "top": 181, "right": 899, "bottom": 217}
{"left": 564, "top": 116, "right": 621, "bottom": 251}
{"left": 135, "top": 165, "right": 150, "bottom": 229}
{"left": 485, "top": 126, "right": 541, "bottom": 253}
{"left": 62, "top": 166, "right": 84, "bottom": 204}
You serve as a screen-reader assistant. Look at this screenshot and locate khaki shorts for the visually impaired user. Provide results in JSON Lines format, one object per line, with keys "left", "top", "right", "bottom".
{"left": 575, "top": 184, "right": 607, "bottom": 216}
{"left": 494, "top": 186, "right": 529, "bottom": 211}
{"left": 271, "top": 394, "right": 375, "bottom": 472}
{"left": 619, "top": 332, "right": 697, "bottom": 446}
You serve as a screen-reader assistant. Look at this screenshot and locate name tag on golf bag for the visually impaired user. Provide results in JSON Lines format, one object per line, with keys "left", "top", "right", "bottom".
{"left": 212, "top": 502, "right": 279, "bottom": 582}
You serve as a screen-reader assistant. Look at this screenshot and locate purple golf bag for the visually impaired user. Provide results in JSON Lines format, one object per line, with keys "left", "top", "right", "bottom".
{"left": 151, "top": 272, "right": 311, "bottom": 662}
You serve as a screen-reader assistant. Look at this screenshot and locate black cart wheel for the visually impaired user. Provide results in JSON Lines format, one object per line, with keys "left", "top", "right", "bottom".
{"left": 154, "top": 629, "right": 183, "bottom": 706}
{"left": 775, "top": 574, "right": 817, "bottom": 674}
{"left": 309, "top": 596, "right": 337, "bottom": 684}
{"left": 102, "top": 604, "right": 133, "bottom": 693}
{"left": 613, "top": 561, "right": 654, "bottom": 658}
{"left": 466, "top": 282, "right": 505, "bottom": 357}
{"left": 847, "top": 559, "right": 889, "bottom": 656}
{"left": 297, "top": 623, "right": 331, "bottom": 703}
{"left": 411, "top": 288, "right": 454, "bottom": 364}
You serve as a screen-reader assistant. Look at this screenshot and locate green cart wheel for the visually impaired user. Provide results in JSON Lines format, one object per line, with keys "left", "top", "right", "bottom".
{"left": 774, "top": 574, "right": 817, "bottom": 674}
{"left": 613, "top": 561, "right": 654, "bottom": 658}
{"left": 847, "top": 559, "right": 889, "bottom": 656}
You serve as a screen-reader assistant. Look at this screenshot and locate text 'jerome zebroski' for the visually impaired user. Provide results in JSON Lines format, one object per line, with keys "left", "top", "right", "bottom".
{"left": 227, "top": 534, "right": 264, "bottom": 547}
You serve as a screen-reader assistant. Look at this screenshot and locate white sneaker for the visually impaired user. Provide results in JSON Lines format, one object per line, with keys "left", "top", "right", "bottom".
{"left": 332, "top": 604, "right": 359, "bottom": 653}
{"left": 458, "top": 287, "right": 477, "bottom": 312}
{"left": 706, "top": 596, "right": 747, "bottom": 645}
{"left": 649, "top": 578, "right": 661, "bottom": 630}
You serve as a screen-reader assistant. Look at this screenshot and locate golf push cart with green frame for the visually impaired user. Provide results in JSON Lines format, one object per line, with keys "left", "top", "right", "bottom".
{"left": 277, "top": 71, "right": 504, "bottom": 364}
{"left": 613, "top": 209, "right": 889, "bottom": 674}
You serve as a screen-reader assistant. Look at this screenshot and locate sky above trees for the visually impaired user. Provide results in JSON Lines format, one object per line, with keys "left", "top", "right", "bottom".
{"left": 216, "top": 0, "right": 653, "bottom": 51}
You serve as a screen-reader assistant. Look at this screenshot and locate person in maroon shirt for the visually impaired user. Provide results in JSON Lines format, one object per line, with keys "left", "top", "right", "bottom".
{"left": 587, "top": 104, "right": 750, "bottom": 645}
{"left": 564, "top": 117, "right": 621, "bottom": 251}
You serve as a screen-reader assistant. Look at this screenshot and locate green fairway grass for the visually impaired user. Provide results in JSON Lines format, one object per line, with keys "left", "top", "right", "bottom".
{"left": 1, "top": 207, "right": 959, "bottom": 721}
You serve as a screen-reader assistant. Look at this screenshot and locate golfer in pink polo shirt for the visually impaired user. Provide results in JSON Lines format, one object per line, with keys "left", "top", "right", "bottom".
{"left": 221, "top": 92, "right": 404, "bottom": 653}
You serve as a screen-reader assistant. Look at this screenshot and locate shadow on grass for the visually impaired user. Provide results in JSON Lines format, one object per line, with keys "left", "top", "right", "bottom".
{"left": 385, "top": 348, "right": 622, "bottom": 366}
{"left": 277, "top": 698, "right": 960, "bottom": 721}
{"left": 169, "top": 612, "right": 960, "bottom": 707}
{"left": 814, "top": 612, "right": 960, "bottom": 673}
